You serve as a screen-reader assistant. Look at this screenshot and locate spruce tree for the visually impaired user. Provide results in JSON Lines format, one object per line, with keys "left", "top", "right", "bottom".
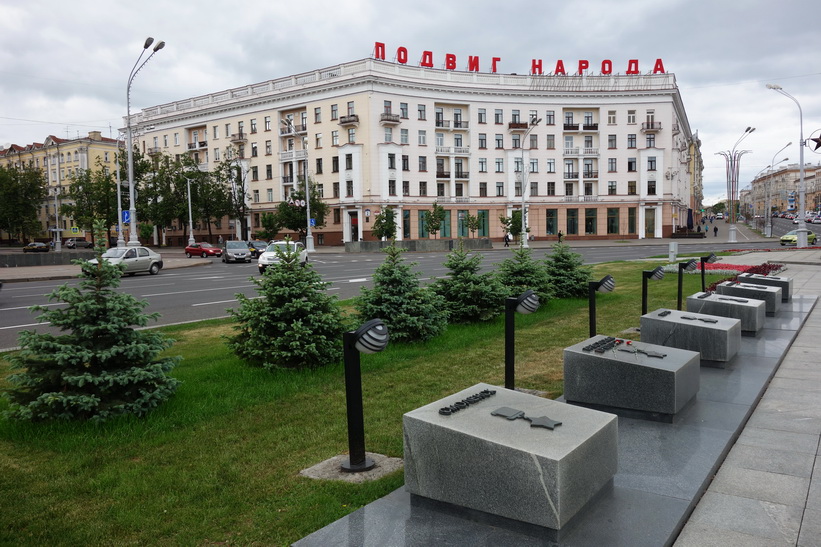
{"left": 544, "top": 242, "right": 593, "bottom": 298}
{"left": 433, "top": 239, "right": 503, "bottom": 323}
{"left": 227, "top": 242, "right": 345, "bottom": 370}
{"left": 496, "top": 243, "right": 553, "bottom": 302}
{"left": 5, "top": 221, "right": 180, "bottom": 422}
{"left": 355, "top": 244, "right": 448, "bottom": 343}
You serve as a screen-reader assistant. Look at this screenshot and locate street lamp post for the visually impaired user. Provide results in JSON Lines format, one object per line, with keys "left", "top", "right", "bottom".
{"left": 281, "top": 118, "right": 314, "bottom": 252}
{"left": 186, "top": 176, "right": 195, "bottom": 247}
{"left": 519, "top": 118, "right": 541, "bottom": 248}
{"left": 767, "top": 84, "right": 808, "bottom": 247}
{"left": 765, "top": 144, "right": 790, "bottom": 238}
{"left": 716, "top": 127, "right": 755, "bottom": 244}
{"left": 126, "top": 37, "right": 165, "bottom": 247}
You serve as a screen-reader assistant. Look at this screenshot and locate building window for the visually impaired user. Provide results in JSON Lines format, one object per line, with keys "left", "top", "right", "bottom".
{"left": 418, "top": 104, "right": 426, "bottom": 120}
{"left": 495, "top": 134, "right": 504, "bottom": 149}
{"left": 385, "top": 127, "right": 393, "bottom": 143}
{"left": 348, "top": 128, "right": 356, "bottom": 143}
{"left": 437, "top": 183, "right": 445, "bottom": 197}
{"left": 530, "top": 159, "right": 539, "bottom": 174}
{"left": 251, "top": 167, "right": 259, "bottom": 181}
{"left": 436, "top": 132, "right": 444, "bottom": 147}
{"left": 252, "top": 189, "right": 260, "bottom": 202}
{"left": 346, "top": 180, "right": 353, "bottom": 196}
{"left": 628, "top": 158, "right": 637, "bottom": 172}
{"left": 627, "top": 110, "right": 636, "bottom": 124}
{"left": 264, "top": 140, "right": 272, "bottom": 155}
{"left": 478, "top": 133, "right": 487, "bottom": 149}
{"left": 251, "top": 143, "right": 258, "bottom": 157}
{"left": 545, "top": 135, "right": 555, "bottom": 149}
{"left": 331, "top": 130, "right": 339, "bottom": 146}
{"left": 332, "top": 156, "right": 339, "bottom": 172}
{"left": 250, "top": 119, "right": 257, "bottom": 133}
{"left": 419, "top": 156, "right": 427, "bottom": 171}
{"left": 389, "top": 180, "right": 397, "bottom": 196}
{"left": 479, "top": 158, "right": 487, "bottom": 172}
{"left": 494, "top": 109, "right": 503, "bottom": 124}
{"left": 565, "top": 182, "right": 574, "bottom": 196}
{"left": 346, "top": 101, "right": 355, "bottom": 116}
{"left": 214, "top": 148, "right": 220, "bottom": 161}
{"left": 402, "top": 155, "right": 409, "bottom": 171}
{"left": 419, "top": 181, "right": 427, "bottom": 196}
{"left": 546, "top": 159, "right": 556, "bottom": 173}
{"left": 547, "top": 181, "right": 556, "bottom": 196}
{"left": 454, "top": 134, "right": 463, "bottom": 147}
{"left": 512, "top": 134, "right": 520, "bottom": 149}
{"left": 267, "top": 188, "right": 274, "bottom": 201}
{"left": 418, "top": 211, "right": 429, "bottom": 238}
{"left": 529, "top": 134, "right": 538, "bottom": 149}
{"left": 333, "top": 208, "right": 341, "bottom": 223}
{"left": 478, "top": 108, "right": 486, "bottom": 124}
{"left": 418, "top": 130, "right": 427, "bottom": 145}
{"left": 567, "top": 208, "right": 578, "bottom": 235}
{"left": 400, "top": 102, "right": 408, "bottom": 118}
{"left": 627, "top": 134, "right": 636, "bottom": 148}
{"left": 315, "top": 133, "right": 322, "bottom": 148}
{"left": 333, "top": 182, "right": 340, "bottom": 197}
{"left": 608, "top": 181, "right": 617, "bottom": 195}
{"left": 628, "top": 207, "right": 636, "bottom": 233}
{"left": 388, "top": 153, "right": 396, "bottom": 170}
{"left": 331, "top": 104, "right": 338, "bottom": 120}
{"left": 648, "top": 180, "right": 657, "bottom": 195}
{"left": 400, "top": 128, "right": 409, "bottom": 144}
{"left": 628, "top": 180, "right": 637, "bottom": 195}
{"left": 607, "top": 208, "right": 619, "bottom": 234}
{"left": 511, "top": 110, "right": 520, "bottom": 123}
{"left": 647, "top": 156, "right": 657, "bottom": 171}
{"left": 212, "top": 126, "right": 218, "bottom": 140}
{"left": 546, "top": 209, "right": 558, "bottom": 234}
{"left": 174, "top": 133, "right": 180, "bottom": 145}
{"left": 608, "top": 135, "right": 617, "bottom": 148}
{"left": 514, "top": 158, "right": 523, "bottom": 173}
{"left": 531, "top": 181, "right": 538, "bottom": 196}
{"left": 646, "top": 134, "right": 656, "bottom": 148}
{"left": 479, "top": 182, "right": 488, "bottom": 197}
{"left": 315, "top": 158, "right": 323, "bottom": 174}
{"left": 477, "top": 210, "right": 489, "bottom": 236}
{"left": 496, "top": 182, "right": 504, "bottom": 196}
{"left": 545, "top": 110, "right": 555, "bottom": 125}
{"left": 608, "top": 111, "right": 616, "bottom": 124}
{"left": 402, "top": 180, "right": 410, "bottom": 196}
{"left": 495, "top": 158, "right": 504, "bottom": 173}
{"left": 266, "top": 164, "right": 272, "bottom": 179}
{"left": 608, "top": 158, "right": 617, "bottom": 172}
{"left": 345, "top": 154, "right": 353, "bottom": 170}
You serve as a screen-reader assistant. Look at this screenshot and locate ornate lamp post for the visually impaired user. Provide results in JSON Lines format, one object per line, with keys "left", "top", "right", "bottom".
{"left": 765, "top": 143, "right": 791, "bottom": 237}
{"left": 716, "top": 127, "right": 755, "bottom": 244}
{"left": 281, "top": 118, "right": 314, "bottom": 252}
{"left": 519, "top": 118, "right": 541, "bottom": 247}
{"left": 126, "top": 37, "right": 165, "bottom": 247}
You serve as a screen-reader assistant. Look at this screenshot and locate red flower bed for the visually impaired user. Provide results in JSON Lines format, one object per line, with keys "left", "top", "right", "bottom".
{"left": 705, "top": 262, "right": 785, "bottom": 293}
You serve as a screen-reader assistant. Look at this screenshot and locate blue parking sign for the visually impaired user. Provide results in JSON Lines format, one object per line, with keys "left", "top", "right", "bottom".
{"left": 122, "top": 210, "right": 131, "bottom": 224}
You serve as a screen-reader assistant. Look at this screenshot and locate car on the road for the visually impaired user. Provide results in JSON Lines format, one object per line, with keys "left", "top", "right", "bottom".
{"left": 780, "top": 229, "right": 818, "bottom": 246}
{"left": 715, "top": 213, "right": 724, "bottom": 219}
{"left": 812, "top": 217, "right": 821, "bottom": 224}
{"left": 257, "top": 240, "right": 308, "bottom": 274}
{"left": 90, "top": 246, "right": 163, "bottom": 275}
{"left": 247, "top": 240, "right": 268, "bottom": 258}
{"left": 23, "top": 242, "right": 50, "bottom": 252}
{"left": 64, "top": 238, "right": 94, "bottom": 249}
{"left": 184, "top": 242, "right": 222, "bottom": 258}
{"left": 221, "top": 240, "right": 252, "bottom": 263}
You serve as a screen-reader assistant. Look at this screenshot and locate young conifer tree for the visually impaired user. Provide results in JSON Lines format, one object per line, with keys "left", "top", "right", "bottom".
{"left": 355, "top": 244, "right": 448, "bottom": 343}
{"left": 544, "top": 242, "right": 593, "bottom": 298}
{"left": 433, "top": 239, "right": 503, "bottom": 323}
{"left": 5, "top": 221, "right": 180, "bottom": 422}
{"left": 495, "top": 243, "right": 553, "bottom": 302}
{"left": 227, "top": 241, "right": 345, "bottom": 370}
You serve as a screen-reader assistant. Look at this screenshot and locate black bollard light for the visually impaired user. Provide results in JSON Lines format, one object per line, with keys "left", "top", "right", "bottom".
{"left": 677, "top": 259, "right": 699, "bottom": 311}
{"left": 341, "top": 319, "right": 389, "bottom": 473}
{"left": 505, "top": 290, "right": 540, "bottom": 390}
{"left": 700, "top": 253, "right": 718, "bottom": 292}
{"left": 642, "top": 266, "right": 665, "bottom": 315}
{"left": 588, "top": 275, "right": 616, "bottom": 337}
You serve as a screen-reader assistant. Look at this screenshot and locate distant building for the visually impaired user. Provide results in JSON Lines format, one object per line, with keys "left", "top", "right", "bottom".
{"left": 128, "top": 57, "right": 702, "bottom": 244}
{"left": 749, "top": 163, "right": 821, "bottom": 215}
{"left": 0, "top": 131, "right": 120, "bottom": 242}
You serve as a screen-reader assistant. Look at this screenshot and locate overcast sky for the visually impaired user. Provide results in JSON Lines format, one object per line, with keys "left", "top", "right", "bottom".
{"left": 1, "top": 0, "right": 819, "bottom": 205}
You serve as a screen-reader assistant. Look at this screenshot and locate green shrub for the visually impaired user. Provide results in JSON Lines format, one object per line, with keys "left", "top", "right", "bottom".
{"left": 496, "top": 244, "right": 553, "bottom": 302}
{"left": 432, "top": 239, "right": 503, "bottom": 323}
{"left": 545, "top": 242, "right": 593, "bottom": 298}
{"left": 227, "top": 243, "right": 345, "bottom": 370}
{"left": 355, "top": 244, "right": 448, "bottom": 343}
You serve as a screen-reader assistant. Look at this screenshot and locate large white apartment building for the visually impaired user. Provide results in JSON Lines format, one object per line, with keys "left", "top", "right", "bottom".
{"left": 128, "top": 56, "right": 702, "bottom": 245}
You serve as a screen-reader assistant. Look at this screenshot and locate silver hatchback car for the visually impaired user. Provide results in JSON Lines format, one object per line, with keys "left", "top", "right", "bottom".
{"left": 221, "top": 240, "right": 252, "bottom": 263}
{"left": 90, "top": 246, "right": 163, "bottom": 275}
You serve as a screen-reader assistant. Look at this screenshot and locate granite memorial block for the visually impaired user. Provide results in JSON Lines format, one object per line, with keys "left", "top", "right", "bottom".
{"left": 715, "top": 281, "right": 782, "bottom": 316}
{"left": 737, "top": 272, "right": 792, "bottom": 302}
{"left": 686, "top": 291, "right": 766, "bottom": 335}
{"left": 403, "top": 382, "right": 617, "bottom": 530}
{"left": 640, "top": 308, "right": 741, "bottom": 366}
{"left": 563, "top": 335, "right": 700, "bottom": 420}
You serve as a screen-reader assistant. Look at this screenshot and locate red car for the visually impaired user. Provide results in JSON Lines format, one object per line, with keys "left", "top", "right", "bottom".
{"left": 184, "top": 242, "right": 222, "bottom": 258}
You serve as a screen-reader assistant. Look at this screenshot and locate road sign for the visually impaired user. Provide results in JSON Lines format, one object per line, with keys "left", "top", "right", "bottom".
{"left": 310, "top": 218, "right": 316, "bottom": 227}
{"left": 71, "top": 227, "right": 79, "bottom": 234}
{"left": 122, "top": 210, "right": 131, "bottom": 224}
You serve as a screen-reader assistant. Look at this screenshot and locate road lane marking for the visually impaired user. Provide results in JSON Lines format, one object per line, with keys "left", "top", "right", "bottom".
{"left": 1, "top": 303, "right": 67, "bottom": 311}
{"left": 0, "top": 322, "right": 49, "bottom": 330}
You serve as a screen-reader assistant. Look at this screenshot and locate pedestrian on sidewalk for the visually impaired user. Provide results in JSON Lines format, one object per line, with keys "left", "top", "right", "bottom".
{"left": 503, "top": 233, "right": 510, "bottom": 247}
{"left": 714, "top": 226, "right": 718, "bottom": 237}
{"left": 558, "top": 230, "right": 564, "bottom": 243}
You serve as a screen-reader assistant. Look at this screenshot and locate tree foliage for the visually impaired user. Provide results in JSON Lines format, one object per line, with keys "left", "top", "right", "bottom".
{"left": 425, "top": 201, "right": 447, "bottom": 239}
{"left": 0, "top": 164, "right": 47, "bottom": 242}
{"left": 465, "top": 212, "right": 480, "bottom": 238}
{"left": 495, "top": 244, "right": 553, "bottom": 302}
{"left": 227, "top": 242, "right": 345, "bottom": 370}
{"left": 212, "top": 149, "right": 252, "bottom": 240}
{"left": 544, "top": 242, "right": 593, "bottom": 298}
{"left": 355, "top": 244, "right": 448, "bottom": 343}
{"left": 262, "top": 182, "right": 328, "bottom": 243}
{"left": 499, "top": 210, "right": 525, "bottom": 240}
{"left": 4, "top": 221, "right": 180, "bottom": 422}
{"left": 432, "top": 239, "right": 503, "bottom": 323}
{"left": 371, "top": 206, "right": 398, "bottom": 240}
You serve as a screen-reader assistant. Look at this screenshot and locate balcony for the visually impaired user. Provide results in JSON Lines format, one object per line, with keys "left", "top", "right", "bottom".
{"left": 380, "top": 113, "right": 401, "bottom": 124}
{"left": 339, "top": 115, "right": 359, "bottom": 126}
{"left": 435, "top": 119, "right": 450, "bottom": 129}
{"left": 582, "top": 123, "right": 599, "bottom": 131}
{"left": 563, "top": 171, "right": 580, "bottom": 180}
{"left": 508, "top": 122, "right": 530, "bottom": 131}
{"left": 582, "top": 170, "right": 599, "bottom": 179}
{"left": 279, "top": 150, "right": 308, "bottom": 162}
{"left": 455, "top": 171, "right": 469, "bottom": 179}
{"left": 435, "top": 146, "right": 471, "bottom": 156}
{"left": 280, "top": 123, "right": 307, "bottom": 135}
{"left": 564, "top": 147, "right": 580, "bottom": 156}
{"left": 452, "top": 120, "right": 469, "bottom": 130}
{"left": 186, "top": 141, "right": 207, "bottom": 151}
{"left": 436, "top": 171, "right": 450, "bottom": 179}
{"left": 230, "top": 132, "right": 247, "bottom": 143}
{"left": 582, "top": 147, "right": 599, "bottom": 156}
{"left": 641, "top": 122, "right": 662, "bottom": 132}
{"left": 147, "top": 146, "right": 162, "bottom": 156}
{"left": 564, "top": 123, "right": 580, "bottom": 131}
{"left": 564, "top": 195, "right": 600, "bottom": 202}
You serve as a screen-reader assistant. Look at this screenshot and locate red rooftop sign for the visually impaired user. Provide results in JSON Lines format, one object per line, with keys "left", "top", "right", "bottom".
{"left": 373, "top": 42, "right": 665, "bottom": 76}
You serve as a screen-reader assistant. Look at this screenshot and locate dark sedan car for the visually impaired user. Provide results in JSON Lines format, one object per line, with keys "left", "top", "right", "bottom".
{"left": 184, "top": 242, "right": 222, "bottom": 258}
{"left": 23, "top": 242, "right": 49, "bottom": 253}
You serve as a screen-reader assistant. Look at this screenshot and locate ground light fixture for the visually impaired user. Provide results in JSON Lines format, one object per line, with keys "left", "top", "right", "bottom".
{"left": 341, "top": 319, "right": 389, "bottom": 473}
{"left": 505, "top": 290, "right": 540, "bottom": 390}
{"left": 642, "top": 267, "right": 665, "bottom": 315}
{"left": 588, "top": 275, "right": 616, "bottom": 337}
{"left": 700, "top": 253, "right": 718, "bottom": 292}
{"left": 677, "top": 259, "right": 699, "bottom": 310}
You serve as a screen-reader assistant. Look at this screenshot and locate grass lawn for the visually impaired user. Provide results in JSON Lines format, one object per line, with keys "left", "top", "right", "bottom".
{"left": 0, "top": 260, "right": 744, "bottom": 546}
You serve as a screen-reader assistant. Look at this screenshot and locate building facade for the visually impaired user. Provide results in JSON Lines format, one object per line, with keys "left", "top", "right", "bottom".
{"left": 0, "top": 131, "right": 121, "bottom": 242}
{"left": 127, "top": 57, "right": 701, "bottom": 245}
{"left": 747, "top": 162, "right": 821, "bottom": 218}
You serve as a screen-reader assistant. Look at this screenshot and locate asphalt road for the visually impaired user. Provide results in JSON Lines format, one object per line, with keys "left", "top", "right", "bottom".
{"left": 0, "top": 222, "right": 810, "bottom": 351}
